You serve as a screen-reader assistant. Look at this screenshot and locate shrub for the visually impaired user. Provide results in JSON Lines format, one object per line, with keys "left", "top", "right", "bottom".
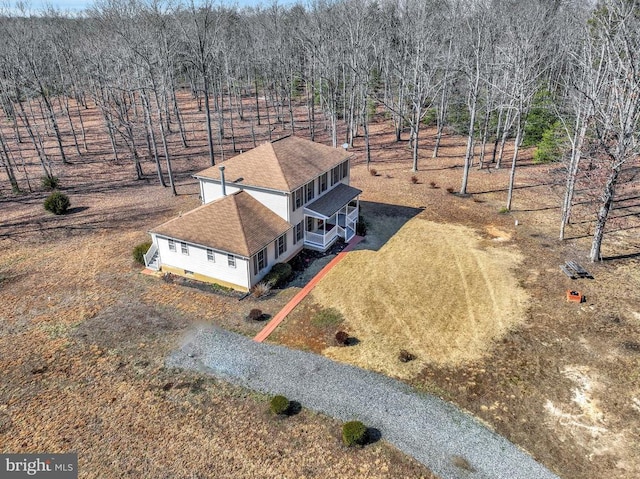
{"left": 369, "top": 168, "right": 377, "bottom": 176}
{"left": 410, "top": 175, "right": 419, "bottom": 184}
{"left": 41, "top": 175, "right": 59, "bottom": 190}
{"left": 399, "top": 349, "right": 416, "bottom": 363}
{"left": 342, "top": 420, "right": 367, "bottom": 447}
{"left": 263, "top": 263, "right": 292, "bottom": 288}
{"left": 288, "top": 254, "right": 305, "bottom": 272}
{"left": 247, "top": 309, "right": 264, "bottom": 321}
{"left": 446, "top": 187, "right": 454, "bottom": 194}
{"left": 498, "top": 207, "right": 510, "bottom": 214}
{"left": 270, "top": 395, "right": 290, "bottom": 416}
{"left": 356, "top": 216, "right": 367, "bottom": 236}
{"left": 250, "top": 282, "right": 271, "bottom": 298}
{"left": 335, "top": 331, "right": 349, "bottom": 346}
{"left": 43, "top": 191, "right": 70, "bottom": 215}
{"left": 133, "top": 241, "right": 152, "bottom": 265}
{"left": 429, "top": 181, "right": 437, "bottom": 189}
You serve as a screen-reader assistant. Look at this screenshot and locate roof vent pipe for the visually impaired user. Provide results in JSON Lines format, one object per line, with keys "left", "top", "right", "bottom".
{"left": 219, "top": 165, "right": 226, "bottom": 196}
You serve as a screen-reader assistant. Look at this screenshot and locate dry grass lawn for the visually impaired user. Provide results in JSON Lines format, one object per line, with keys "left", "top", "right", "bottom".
{"left": 311, "top": 216, "right": 529, "bottom": 378}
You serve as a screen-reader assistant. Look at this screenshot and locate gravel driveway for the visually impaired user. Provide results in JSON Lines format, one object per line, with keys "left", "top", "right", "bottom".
{"left": 167, "top": 326, "right": 559, "bottom": 479}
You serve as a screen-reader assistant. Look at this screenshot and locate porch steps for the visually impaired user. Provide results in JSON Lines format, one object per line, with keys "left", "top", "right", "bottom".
{"left": 147, "top": 251, "right": 160, "bottom": 271}
{"left": 254, "top": 235, "right": 364, "bottom": 343}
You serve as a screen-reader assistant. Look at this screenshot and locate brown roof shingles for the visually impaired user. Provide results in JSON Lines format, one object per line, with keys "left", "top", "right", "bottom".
{"left": 195, "top": 136, "right": 349, "bottom": 192}
{"left": 150, "top": 191, "right": 291, "bottom": 257}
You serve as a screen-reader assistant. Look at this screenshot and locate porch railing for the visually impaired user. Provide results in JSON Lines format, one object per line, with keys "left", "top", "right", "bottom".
{"left": 304, "top": 227, "right": 339, "bottom": 248}
{"left": 346, "top": 206, "right": 358, "bottom": 222}
{"left": 143, "top": 243, "right": 159, "bottom": 269}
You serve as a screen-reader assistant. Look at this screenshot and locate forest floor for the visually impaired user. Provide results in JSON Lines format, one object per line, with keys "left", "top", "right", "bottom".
{"left": 0, "top": 92, "right": 639, "bottom": 478}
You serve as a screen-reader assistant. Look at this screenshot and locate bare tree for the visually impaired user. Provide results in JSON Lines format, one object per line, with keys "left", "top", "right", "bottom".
{"left": 578, "top": 0, "right": 640, "bottom": 261}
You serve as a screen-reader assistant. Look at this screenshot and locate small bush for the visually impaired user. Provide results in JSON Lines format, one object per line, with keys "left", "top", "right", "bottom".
{"left": 342, "top": 420, "right": 367, "bottom": 447}
{"left": 247, "top": 309, "right": 264, "bottom": 321}
{"left": 263, "top": 263, "right": 293, "bottom": 288}
{"left": 498, "top": 207, "right": 510, "bottom": 214}
{"left": 410, "top": 175, "right": 418, "bottom": 184}
{"left": 369, "top": 168, "right": 377, "bottom": 176}
{"left": 446, "top": 187, "right": 454, "bottom": 194}
{"left": 270, "top": 395, "right": 290, "bottom": 416}
{"left": 399, "top": 349, "right": 416, "bottom": 363}
{"left": 288, "top": 254, "right": 305, "bottom": 272}
{"left": 335, "top": 331, "right": 349, "bottom": 346}
{"left": 429, "top": 181, "right": 437, "bottom": 188}
{"left": 43, "top": 191, "right": 70, "bottom": 215}
{"left": 41, "top": 175, "right": 59, "bottom": 190}
{"left": 250, "top": 282, "right": 271, "bottom": 298}
{"left": 356, "top": 216, "right": 367, "bottom": 236}
{"left": 133, "top": 241, "right": 152, "bottom": 265}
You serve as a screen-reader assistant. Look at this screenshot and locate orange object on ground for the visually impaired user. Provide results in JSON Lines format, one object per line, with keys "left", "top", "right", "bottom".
{"left": 254, "top": 236, "right": 364, "bottom": 343}
{"left": 566, "top": 290, "right": 584, "bottom": 303}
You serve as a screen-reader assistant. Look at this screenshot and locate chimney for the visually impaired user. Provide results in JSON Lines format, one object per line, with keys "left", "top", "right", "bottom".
{"left": 219, "top": 165, "right": 226, "bottom": 196}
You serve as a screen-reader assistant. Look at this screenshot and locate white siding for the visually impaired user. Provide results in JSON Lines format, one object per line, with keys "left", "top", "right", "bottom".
{"left": 249, "top": 227, "right": 302, "bottom": 287}
{"left": 153, "top": 234, "right": 250, "bottom": 289}
{"left": 200, "top": 180, "right": 241, "bottom": 204}
{"left": 244, "top": 188, "right": 289, "bottom": 221}
{"left": 199, "top": 179, "right": 290, "bottom": 221}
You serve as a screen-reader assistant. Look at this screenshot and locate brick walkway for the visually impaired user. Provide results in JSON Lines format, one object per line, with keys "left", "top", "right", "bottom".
{"left": 253, "top": 236, "right": 364, "bottom": 342}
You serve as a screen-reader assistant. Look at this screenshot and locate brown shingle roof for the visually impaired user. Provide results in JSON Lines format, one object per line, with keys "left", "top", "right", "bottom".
{"left": 195, "top": 136, "right": 349, "bottom": 192}
{"left": 150, "top": 191, "right": 291, "bottom": 257}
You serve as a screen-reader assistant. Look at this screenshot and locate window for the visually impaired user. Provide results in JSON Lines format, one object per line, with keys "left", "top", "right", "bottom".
{"left": 253, "top": 248, "right": 266, "bottom": 275}
{"left": 207, "top": 249, "right": 215, "bottom": 262}
{"left": 274, "top": 233, "right": 287, "bottom": 259}
{"left": 292, "top": 187, "right": 303, "bottom": 211}
{"left": 340, "top": 160, "right": 349, "bottom": 179}
{"left": 293, "top": 222, "right": 303, "bottom": 244}
{"left": 331, "top": 160, "right": 349, "bottom": 185}
{"left": 168, "top": 239, "right": 176, "bottom": 252}
{"left": 227, "top": 254, "right": 236, "bottom": 268}
{"left": 306, "top": 216, "right": 314, "bottom": 232}
{"left": 319, "top": 173, "right": 328, "bottom": 193}
{"left": 180, "top": 242, "right": 188, "bottom": 255}
{"left": 304, "top": 180, "right": 315, "bottom": 202}
{"left": 331, "top": 165, "right": 340, "bottom": 186}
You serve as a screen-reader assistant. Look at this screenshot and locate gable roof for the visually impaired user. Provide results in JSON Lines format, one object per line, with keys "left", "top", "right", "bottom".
{"left": 194, "top": 136, "right": 350, "bottom": 192}
{"left": 150, "top": 191, "right": 291, "bottom": 257}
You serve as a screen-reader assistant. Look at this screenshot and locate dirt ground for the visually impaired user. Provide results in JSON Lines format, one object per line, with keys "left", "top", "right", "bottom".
{"left": 1, "top": 91, "right": 639, "bottom": 478}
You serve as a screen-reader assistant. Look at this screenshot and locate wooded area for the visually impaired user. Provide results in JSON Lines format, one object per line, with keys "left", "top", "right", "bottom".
{"left": 0, "top": 0, "right": 638, "bottom": 261}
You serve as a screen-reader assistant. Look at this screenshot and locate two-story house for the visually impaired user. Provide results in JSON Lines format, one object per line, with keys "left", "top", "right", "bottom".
{"left": 143, "top": 136, "right": 361, "bottom": 292}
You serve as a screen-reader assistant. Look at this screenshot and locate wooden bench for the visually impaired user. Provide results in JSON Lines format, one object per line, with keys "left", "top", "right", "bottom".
{"left": 560, "top": 264, "right": 577, "bottom": 279}
{"left": 561, "top": 261, "right": 593, "bottom": 280}
{"left": 566, "top": 261, "right": 593, "bottom": 279}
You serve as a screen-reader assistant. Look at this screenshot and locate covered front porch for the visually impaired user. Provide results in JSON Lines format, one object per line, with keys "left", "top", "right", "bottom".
{"left": 303, "top": 183, "right": 361, "bottom": 251}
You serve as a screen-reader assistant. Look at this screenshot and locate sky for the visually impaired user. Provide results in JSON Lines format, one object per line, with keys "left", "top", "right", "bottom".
{"left": 15, "top": 0, "right": 290, "bottom": 12}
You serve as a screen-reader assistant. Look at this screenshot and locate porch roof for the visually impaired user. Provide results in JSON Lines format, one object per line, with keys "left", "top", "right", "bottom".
{"left": 304, "top": 183, "right": 361, "bottom": 219}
